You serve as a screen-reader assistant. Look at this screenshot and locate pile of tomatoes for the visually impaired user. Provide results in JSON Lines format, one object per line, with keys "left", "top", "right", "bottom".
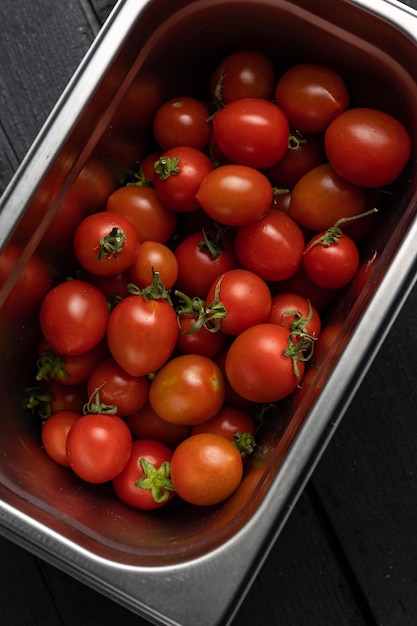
{"left": 23, "top": 49, "right": 411, "bottom": 511}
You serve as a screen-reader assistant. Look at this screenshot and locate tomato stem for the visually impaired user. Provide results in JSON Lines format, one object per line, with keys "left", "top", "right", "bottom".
{"left": 233, "top": 432, "right": 257, "bottom": 458}
{"left": 24, "top": 386, "right": 54, "bottom": 422}
{"left": 304, "top": 207, "right": 378, "bottom": 252}
{"left": 154, "top": 155, "right": 180, "bottom": 180}
{"left": 128, "top": 269, "right": 173, "bottom": 304}
{"left": 97, "top": 226, "right": 127, "bottom": 261}
{"left": 288, "top": 130, "right": 307, "bottom": 150}
{"left": 136, "top": 458, "right": 175, "bottom": 503}
{"left": 36, "top": 350, "right": 69, "bottom": 383}
{"left": 83, "top": 385, "right": 117, "bottom": 416}
{"left": 198, "top": 225, "right": 229, "bottom": 259}
{"left": 175, "top": 285, "right": 227, "bottom": 334}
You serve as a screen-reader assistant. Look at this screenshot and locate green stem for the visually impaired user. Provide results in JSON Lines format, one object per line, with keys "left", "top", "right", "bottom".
{"left": 135, "top": 458, "right": 175, "bottom": 503}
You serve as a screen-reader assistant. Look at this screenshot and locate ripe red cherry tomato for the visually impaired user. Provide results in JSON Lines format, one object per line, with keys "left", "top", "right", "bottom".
{"left": 41, "top": 410, "right": 81, "bottom": 466}
{"left": 234, "top": 209, "right": 305, "bottom": 281}
{"left": 196, "top": 164, "right": 273, "bottom": 226}
{"left": 275, "top": 63, "right": 349, "bottom": 133}
{"left": 39, "top": 280, "right": 109, "bottom": 356}
{"left": 191, "top": 405, "right": 256, "bottom": 439}
{"left": 324, "top": 107, "right": 412, "bottom": 188}
{"left": 153, "top": 96, "right": 211, "bottom": 151}
{"left": 73, "top": 211, "right": 140, "bottom": 276}
{"left": 288, "top": 163, "right": 366, "bottom": 231}
{"left": 209, "top": 49, "right": 275, "bottom": 104}
{"left": 149, "top": 354, "right": 226, "bottom": 425}
{"left": 106, "top": 185, "right": 177, "bottom": 244}
{"left": 112, "top": 439, "right": 175, "bottom": 510}
{"left": 206, "top": 269, "right": 272, "bottom": 336}
{"left": 303, "top": 231, "right": 360, "bottom": 290}
{"left": 170, "top": 433, "right": 243, "bottom": 506}
{"left": 212, "top": 98, "right": 289, "bottom": 169}
{"left": 130, "top": 241, "right": 178, "bottom": 289}
{"left": 127, "top": 403, "right": 191, "bottom": 446}
{"left": 66, "top": 412, "right": 132, "bottom": 483}
{"left": 107, "top": 291, "right": 178, "bottom": 377}
{"left": 153, "top": 146, "right": 214, "bottom": 212}
{"left": 87, "top": 357, "right": 150, "bottom": 418}
{"left": 225, "top": 323, "right": 305, "bottom": 403}
{"left": 266, "top": 132, "right": 325, "bottom": 187}
{"left": 266, "top": 293, "right": 321, "bottom": 340}
{"left": 174, "top": 227, "right": 239, "bottom": 298}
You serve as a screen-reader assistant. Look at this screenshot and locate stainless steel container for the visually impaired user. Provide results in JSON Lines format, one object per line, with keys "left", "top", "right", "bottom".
{"left": 0, "top": 1, "right": 417, "bottom": 624}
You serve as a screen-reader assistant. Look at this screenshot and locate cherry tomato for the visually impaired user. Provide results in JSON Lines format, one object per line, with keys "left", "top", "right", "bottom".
{"left": 73, "top": 211, "right": 140, "bottom": 276}
{"left": 209, "top": 49, "right": 275, "bottom": 104}
{"left": 266, "top": 293, "right": 321, "bottom": 340}
{"left": 288, "top": 163, "right": 366, "bottom": 231}
{"left": 234, "top": 209, "right": 305, "bottom": 281}
{"left": 81, "top": 269, "right": 131, "bottom": 299}
{"left": 272, "top": 262, "right": 337, "bottom": 312}
{"left": 303, "top": 231, "right": 360, "bottom": 290}
{"left": 205, "top": 269, "right": 272, "bottom": 336}
{"left": 191, "top": 405, "right": 256, "bottom": 439}
{"left": 127, "top": 403, "right": 191, "bottom": 446}
{"left": 66, "top": 412, "right": 132, "bottom": 484}
{"left": 176, "top": 313, "right": 227, "bottom": 359}
{"left": 275, "top": 63, "right": 349, "bottom": 133}
{"left": 196, "top": 164, "right": 273, "bottom": 226}
{"left": 41, "top": 410, "right": 81, "bottom": 466}
{"left": 212, "top": 98, "right": 289, "bottom": 169}
{"left": 174, "top": 227, "right": 239, "bottom": 298}
{"left": 0, "top": 245, "right": 54, "bottom": 320}
{"left": 36, "top": 337, "right": 109, "bottom": 386}
{"left": 112, "top": 439, "right": 175, "bottom": 510}
{"left": 87, "top": 357, "right": 150, "bottom": 418}
{"left": 39, "top": 279, "right": 109, "bottom": 356}
{"left": 107, "top": 291, "right": 178, "bottom": 377}
{"left": 153, "top": 146, "right": 214, "bottom": 212}
{"left": 153, "top": 96, "right": 211, "bottom": 150}
{"left": 44, "top": 381, "right": 88, "bottom": 415}
{"left": 324, "top": 107, "right": 412, "bottom": 187}
{"left": 106, "top": 185, "right": 177, "bottom": 244}
{"left": 225, "top": 323, "right": 305, "bottom": 403}
{"left": 170, "top": 433, "right": 243, "bottom": 506}
{"left": 149, "top": 354, "right": 226, "bottom": 425}
{"left": 130, "top": 241, "right": 178, "bottom": 289}
{"left": 266, "top": 132, "right": 325, "bottom": 187}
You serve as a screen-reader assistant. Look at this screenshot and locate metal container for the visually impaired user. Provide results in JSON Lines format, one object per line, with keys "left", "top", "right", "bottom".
{"left": 0, "top": 0, "right": 417, "bottom": 624}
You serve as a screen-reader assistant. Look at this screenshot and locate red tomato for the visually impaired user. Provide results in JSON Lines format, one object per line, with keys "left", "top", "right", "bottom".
{"left": 130, "top": 241, "right": 178, "bottom": 289}
{"left": 206, "top": 269, "right": 272, "bottom": 336}
{"left": 153, "top": 96, "right": 211, "bottom": 150}
{"left": 153, "top": 146, "right": 214, "bottom": 212}
{"left": 174, "top": 227, "right": 239, "bottom": 298}
{"left": 275, "top": 64, "right": 349, "bottom": 133}
{"left": 191, "top": 405, "right": 256, "bottom": 439}
{"left": 324, "top": 107, "right": 412, "bottom": 187}
{"left": 149, "top": 354, "right": 226, "bottom": 425}
{"left": 106, "top": 185, "right": 177, "bottom": 244}
{"left": 127, "top": 403, "right": 191, "bottom": 446}
{"left": 266, "top": 293, "right": 321, "bottom": 340}
{"left": 170, "top": 433, "right": 243, "bottom": 506}
{"left": 66, "top": 412, "right": 132, "bottom": 484}
{"left": 234, "top": 209, "right": 305, "bottom": 281}
{"left": 87, "top": 357, "right": 150, "bottom": 418}
{"left": 36, "top": 337, "right": 108, "bottom": 386}
{"left": 266, "top": 132, "right": 325, "bottom": 187}
{"left": 73, "top": 211, "right": 140, "bottom": 276}
{"left": 0, "top": 245, "right": 54, "bottom": 320}
{"left": 112, "top": 439, "right": 175, "bottom": 510}
{"left": 176, "top": 313, "right": 227, "bottom": 359}
{"left": 81, "top": 269, "right": 131, "bottom": 299}
{"left": 209, "top": 49, "right": 275, "bottom": 104}
{"left": 212, "top": 98, "right": 289, "bottom": 169}
{"left": 39, "top": 280, "right": 109, "bottom": 356}
{"left": 196, "top": 164, "right": 273, "bottom": 226}
{"left": 44, "top": 381, "right": 88, "bottom": 415}
{"left": 288, "top": 163, "right": 366, "bottom": 231}
{"left": 106, "top": 291, "right": 178, "bottom": 377}
{"left": 303, "top": 231, "right": 360, "bottom": 290}
{"left": 225, "top": 323, "right": 305, "bottom": 403}
{"left": 41, "top": 411, "right": 81, "bottom": 466}
{"left": 272, "top": 262, "right": 338, "bottom": 312}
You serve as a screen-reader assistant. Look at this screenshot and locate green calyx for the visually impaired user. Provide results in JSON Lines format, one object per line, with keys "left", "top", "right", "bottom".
{"left": 135, "top": 458, "right": 175, "bottom": 503}
{"left": 154, "top": 155, "right": 180, "bottom": 180}
{"left": 175, "top": 277, "right": 227, "bottom": 335}
{"left": 83, "top": 385, "right": 117, "bottom": 416}
{"left": 128, "top": 269, "right": 173, "bottom": 305}
{"left": 36, "top": 350, "right": 69, "bottom": 383}
{"left": 97, "top": 227, "right": 127, "bottom": 261}
{"left": 305, "top": 207, "right": 379, "bottom": 252}
{"left": 233, "top": 432, "right": 257, "bottom": 458}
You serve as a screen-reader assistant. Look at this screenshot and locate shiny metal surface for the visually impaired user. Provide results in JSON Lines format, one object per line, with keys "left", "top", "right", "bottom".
{"left": 0, "top": 1, "right": 417, "bottom": 624}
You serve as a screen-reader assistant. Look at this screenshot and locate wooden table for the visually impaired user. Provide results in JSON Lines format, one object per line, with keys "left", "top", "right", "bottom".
{"left": 1, "top": 1, "right": 417, "bottom": 624}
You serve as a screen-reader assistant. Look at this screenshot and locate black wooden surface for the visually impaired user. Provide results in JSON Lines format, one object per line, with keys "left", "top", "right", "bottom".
{"left": 1, "top": 1, "right": 417, "bottom": 624}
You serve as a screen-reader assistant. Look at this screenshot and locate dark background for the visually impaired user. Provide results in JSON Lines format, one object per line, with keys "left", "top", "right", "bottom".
{"left": 1, "top": 1, "right": 417, "bottom": 624}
